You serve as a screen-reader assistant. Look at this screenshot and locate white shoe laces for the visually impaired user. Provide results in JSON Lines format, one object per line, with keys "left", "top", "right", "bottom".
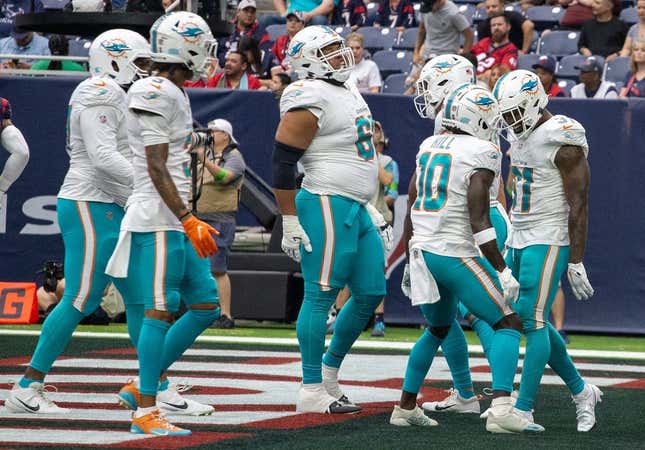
{"left": 35, "top": 384, "right": 59, "bottom": 406}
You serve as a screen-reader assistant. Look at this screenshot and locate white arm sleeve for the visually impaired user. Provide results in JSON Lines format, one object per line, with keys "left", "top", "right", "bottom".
{"left": 79, "top": 105, "right": 133, "bottom": 187}
{"left": 0, "top": 125, "right": 30, "bottom": 193}
{"left": 137, "top": 112, "right": 171, "bottom": 146}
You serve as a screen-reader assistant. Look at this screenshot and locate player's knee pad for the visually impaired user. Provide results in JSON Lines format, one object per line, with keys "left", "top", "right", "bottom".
{"left": 428, "top": 325, "right": 451, "bottom": 339}
{"left": 493, "top": 313, "right": 523, "bottom": 333}
{"left": 187, "top": 307, "right": 221, "bottom": 328}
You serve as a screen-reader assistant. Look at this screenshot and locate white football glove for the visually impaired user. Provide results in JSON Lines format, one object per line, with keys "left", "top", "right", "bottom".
{"left": 281, "top": 215, "right": 312, "bottom": 262}
{"left": 365, "top": 202, "right": 394, "bottom": 252}
{"left": 497, "top": 267, "right": 520, "bottom": 304}
{"left": 401, "top": 263, "right": 411, "bottom": 298}
{"left": 567, "top": 262, "right": 594, "bottom": 300}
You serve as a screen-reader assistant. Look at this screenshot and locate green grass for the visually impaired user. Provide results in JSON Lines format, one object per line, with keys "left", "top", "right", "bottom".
{"left": 2, "top": 323, "right": 645, "bottom": 352}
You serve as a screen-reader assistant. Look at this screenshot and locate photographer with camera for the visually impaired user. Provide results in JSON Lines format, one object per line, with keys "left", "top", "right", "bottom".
{"left": 195, "top": 119, "right": 246, "bottom": 329}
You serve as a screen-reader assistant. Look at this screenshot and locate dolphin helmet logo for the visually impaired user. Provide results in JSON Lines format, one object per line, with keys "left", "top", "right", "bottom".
{"left": 432, "top": 60, "right": 458, "bottom": 73}
{"left": 172, "top": 22, "right": 205, "bottom": 43}
{"left": 101, "top": 39, "right": 131, "bottom": 57}
{"left": 289, "top": 42, "right": 305, "bottom": 58}
{"left": 467, "top": 93, "right": 495, "bottom": 111}
{"left": 520, "top": 77, "right": 539, "bottom": 95}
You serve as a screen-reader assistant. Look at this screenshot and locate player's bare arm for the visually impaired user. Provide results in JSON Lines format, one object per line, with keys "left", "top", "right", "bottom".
{"left": 145, "top": 142, "right": 191, "bottom": 220}
{"left": 272, "top": 108, "right": 317, "bottom": 215}
{"left": 403, "top": 172, "right": 417, "bottom": 260}
{"left": 555, "top": 144, "right": 591, "bottom": 264}
{"left": 468, "top": 168, "right": 505, "bottom": 271}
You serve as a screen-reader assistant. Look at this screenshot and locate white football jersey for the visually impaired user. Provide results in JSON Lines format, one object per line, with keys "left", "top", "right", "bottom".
{"left": 120, "top": 76, "right": 193, "bottom": 232}
{"left": 280, "top": 79, "right": 378, "bottom": 204}
{"left": 58, "top": 77, "right": 133, "bottom": 206}
{"left": 410, "top": 133, "right": 502, "bottom": 257}
{"left": 508, "top": 115, "right": 589, "bottom": 248}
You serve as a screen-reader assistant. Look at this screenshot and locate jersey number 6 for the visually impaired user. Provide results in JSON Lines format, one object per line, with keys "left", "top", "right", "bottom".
{"left": 355, "top": 116, "right": 375, "bottom": 160}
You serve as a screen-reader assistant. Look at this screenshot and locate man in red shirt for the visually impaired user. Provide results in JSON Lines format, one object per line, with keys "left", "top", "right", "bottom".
{"left": 208, "top": 51, "right": 262, "bottom": 90}
{"left": 272, "top": 11, "right": 306, "bottom": 66}
{"left": 532, "top": 55, "right": 567, "bottom": 97}
{"left": 217, "top": 0, "right": 270, "bottom": 66}
{"left": 471, "top": 13, "right": 518, "bottom": 85}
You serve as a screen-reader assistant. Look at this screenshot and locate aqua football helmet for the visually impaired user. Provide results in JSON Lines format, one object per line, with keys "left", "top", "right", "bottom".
{"left": 414, "top": 54, "right": 476, "bottom": 120}
{"left": 286, "top": 25, "right": 355, "bottom": 83}
{"left": 89, "top": 29, "right": 150, "bottom": 86}
{"left": 492, "top": 69, "right": 548, "bottom": 140}
{"left": 442, "top": 84, "right": 501, "bottom": 143}
{"left": 149, "top": 11, "right": 218, "bottom": 81}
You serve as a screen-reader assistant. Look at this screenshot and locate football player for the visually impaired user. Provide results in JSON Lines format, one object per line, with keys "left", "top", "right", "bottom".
{"left": 0, "top": 96, "right": 29, "bottom": 210}
{"left": 493, "top": 69, "right": 601, "bottom": 432}
{"left": 5, "top": 29, "right": 149, "bottom": 415}
{"left": 105, "top": 12, "right": 221, "bottom": 435}
{"left": 273, "top": 25, "right": 392, "bottom": 413}
{"left": 391, "top": 84, "right": 543, "bottom": 433}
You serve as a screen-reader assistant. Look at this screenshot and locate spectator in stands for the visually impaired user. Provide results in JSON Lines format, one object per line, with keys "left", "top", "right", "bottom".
{"left": 571, "top": 55, "right": 619, "bottom": 97}
{"left": 30, "top": 35, "right": 85, "bottom": 72}
{"left": 477, "top": 0, "right": 535, "bottom": 55}
{"left": 0, "top": 25, "right": 49, "bottom": 69}
{"left": 488, "top": 63, "right": 509, "bottom": 90}
{"left": 217, "top": 0, "right": 270, "bottom": 67}
{"left": 346, "top": 32, "right": 382, "bottom": 93}
{"left": 559, "top": 0, "right": 594, "bottom": 29}
{"left": 532, "top": 55, "right": 567, "bottom": 96}
{"left": 208, "top": 51, "right": 263, "bottom": 90}
{"left": 270, "top": 72, "right": 292, "bottom": 99}
{"left": 272, "top": 11, "right": 306, "bottom": 66}
{"left": 471, "top": 13, "right": 518, "bottom": 84}
{"left": 0, "top": 1, "right": 43, "bottom": 38}
{"left": 195, "top": 119, "right": 247, "bottom": 329}
{"left": 620, "top": 39, "right": 645, "bottom": 96}
{"left": 619, "top": 0, "right": 645, "bottom": 57}
{"left": 374, "top": 0, "right": 416, "bottom": 30}
{"left": 333, "top": 0, "right": 368, "bottom": 30}
{"left": 578, "top": 0, "right": 629, "bottom": 59}
{"left": 261, "top": 0, "right": 336, "bottom": 31}
{"left": 413, "top": 0, "right": 473, "bottom": 65}
{"left": 238, "top": 36, "right": 276, "bottom": 87}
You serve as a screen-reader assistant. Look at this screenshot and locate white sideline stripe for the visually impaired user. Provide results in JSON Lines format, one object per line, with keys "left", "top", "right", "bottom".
{"left": 0, "top": 408, "right": 298, "bottom": 425}
{"left": 1, "top": 328, "right": 645, "bottom": 361}
{"left": 0, "top": 428, "right": 153, "bottom": 445}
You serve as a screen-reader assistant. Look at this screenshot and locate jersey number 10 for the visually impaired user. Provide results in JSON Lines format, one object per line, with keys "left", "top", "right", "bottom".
{"left": 414, "top": 152, "right": 452, "bottom": 211}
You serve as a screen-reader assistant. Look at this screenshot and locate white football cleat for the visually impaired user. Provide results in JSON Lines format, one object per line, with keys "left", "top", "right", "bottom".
{"left": 422, "top": 388, "right": 480, "bottom": 414}
{"left": 4, "top": 382, "right": 70, "bottom": 414}
{"left": 296, "top": 384, "right": 361, "bottom": 414}
{"left": 157, "top": 383, "right": 214, "bottom": 416}
{"left": 480, "top": 389, "right": 518, "bottom": 419}
{"left": 390, "top": 405, "right": 438, "bottom": 427}
{"left": 485, "top": 397, "right": 544, "bottom": 434}
{"left": 572, "top": 384, "right": 603, "bottom": 432}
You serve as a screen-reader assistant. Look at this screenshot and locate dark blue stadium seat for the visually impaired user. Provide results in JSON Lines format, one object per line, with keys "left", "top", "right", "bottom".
{"left": 556, "top": 78, "right": 575, "bottom": 96}
{"left": 265, "top": 24, "right": 286, "bottom": 41}
{"left": 366, "top": 2, "right": 378, "bottom": 26}
{"left": 41, "top": 0, "right": 70, "bottom": 9}
{"left": 358, "top": 26, "right": 397, "bottom": 53}
{"left": 525, "top": 5, "right": 566, "bottom": 31}
{"left": 537, "top": 30, "right": 580, "bottom": 58}
{"left": 604, "top": 56, "right": 631, "bottom": 83}
{"left": 557, "top": 54, "right": 604, "bottom": 80}
{"left": 69, "top": 39, "right": 91, "bottom": 58}
{"left": 332, "top": 26, "right": 352, "bottom": 38}
{"left": 371, "top": 49, "right": 413, "bottom": 78}
{"left": 382, "top": 73, "right": 408, "bottom": 94}
{"left": 530, "top": 30, "right": 540, "bottom": 53}
{"left": 414, "top": 3, "right": 422, "bottom": 24}
{"left": 621, "top": 0, "right": 634, "bottom": 8}
{"left": 620, "top": 7, "right": 638, "bottom": 25}
{"left": 457, "top": 4, "right": 476, "bottom": 25}
{"left": 517, "top": 53, "right": 541, "bottom": 71}
{"left": 392, "top": 27, "right": 418, "bottom": 50}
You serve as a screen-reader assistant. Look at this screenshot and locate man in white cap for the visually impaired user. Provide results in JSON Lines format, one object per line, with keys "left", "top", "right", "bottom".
{"left": 217, "top": 0, "right": 269, "bottom": 66}
{"left": 195, "top": 119, "right": 247, "bottom": 329}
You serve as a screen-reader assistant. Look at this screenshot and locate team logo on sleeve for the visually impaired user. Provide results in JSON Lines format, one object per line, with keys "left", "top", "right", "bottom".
{"left": 100, "top": 39, "right": 131, "bottom": 58}
{"left": 172, "top": 22, "right": 205, "bottom": 43}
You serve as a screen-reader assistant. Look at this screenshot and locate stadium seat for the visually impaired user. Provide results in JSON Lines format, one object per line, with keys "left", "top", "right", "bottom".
{"left": 333, "top": 26, "right": 352, "bottom": 38}
{"left": 382, "top": 73, "right": 408, "bottom": 94}
{"left": 371, "top": 49, "right": 413, "bottom": 78}
{"left": 621, "top": 0, "right": 635, "bottom": 8}
{"left": 457, "top": 4, "right": 476, "bottom": 25}
{"left": 537, "top": 30, "right": 580, "bottom": 58}
{"left": 366, "top": 2, "right": 378, "bottom": 26}
{"left": 525, "top": 5, "right": 565, "bottom": 31}
{"left": 517, "top": 53, "right": 541, "bottom": 71}
{"left": 530, "top": 30, "right": 539, "bottom": 53}
{"left": 41, "top": 0, "right": 70, "bottom": 9}
{"left": 557, "top": 78, "right": 576, "bottom": 96}
{"left": 392, "top": 27, "right": 418, "bottom": 50}
{"left": 603, "top": 56, "right": 631, "bottom": 83}
{"left": 69, "top": 39, "right": 91, "bottom": 58}
{"left": 473, "top": 7, "right": 487, "bottom": 23}
{"left": 557, "top": 54, "right": 604, "bottom": 80}
{"left": 620, "top": 7, "right": 638, "bottom": 25}
{"left": 265, "top": 24, "right": 286, "bottom": 41}
{"left": 358, "top": 26, "right": 397, "bottom": 53}
{"left": 414, "top": 2, "right": 421, "bottom": 24}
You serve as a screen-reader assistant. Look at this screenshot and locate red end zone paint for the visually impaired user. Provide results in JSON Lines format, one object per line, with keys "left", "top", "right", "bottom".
{"left": 108, "top": 432, "right": 253, "bottom": 449}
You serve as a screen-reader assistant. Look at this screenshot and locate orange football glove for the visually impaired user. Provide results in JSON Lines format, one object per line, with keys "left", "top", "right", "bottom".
{"left": 181, "top": 215, "right": 219, "bottom": 258}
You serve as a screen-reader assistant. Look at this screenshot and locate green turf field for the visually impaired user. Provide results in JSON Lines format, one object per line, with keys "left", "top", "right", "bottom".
{"left": 0, "top": 329, "right": 643, "bottom": 449}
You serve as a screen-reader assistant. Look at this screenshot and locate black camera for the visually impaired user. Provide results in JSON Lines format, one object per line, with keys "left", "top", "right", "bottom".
{"left": 41, "top": 261, "right": 64, "bottom": 293}
{"left": 191, "top": 130, "right": 214, "bottom": 150}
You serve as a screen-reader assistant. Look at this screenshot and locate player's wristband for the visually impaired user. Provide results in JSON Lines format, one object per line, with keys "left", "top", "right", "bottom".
{"left": 473, "top": 227, "right": 496, "bottom": 246}
{"left": 179, "top": 211, "right": 192, "bottom": 222}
